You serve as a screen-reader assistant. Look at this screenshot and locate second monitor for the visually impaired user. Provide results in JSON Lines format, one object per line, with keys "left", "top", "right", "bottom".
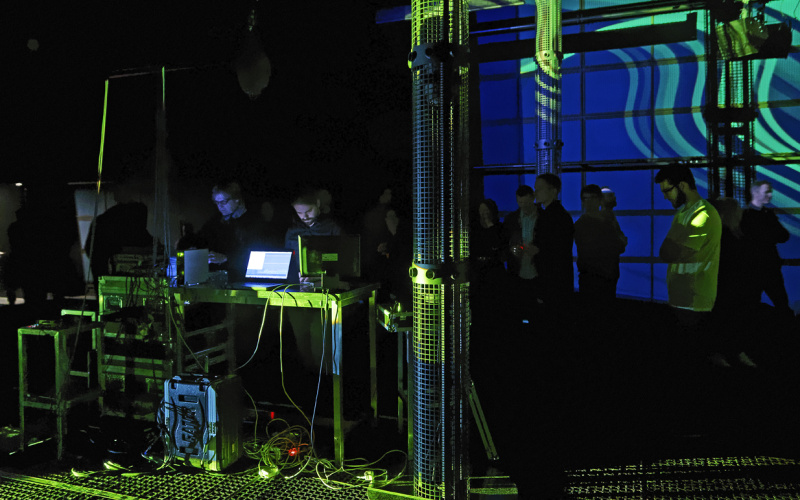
{"left": 297, "top": 234, "right": 361, "bottom": 290}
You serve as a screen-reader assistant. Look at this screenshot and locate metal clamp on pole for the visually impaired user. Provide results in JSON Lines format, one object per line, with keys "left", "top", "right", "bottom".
{"left": 536, "top": 138, "right": 564, "bottom": 150}
{"left": 409, "top": 41, "right": 468, "bottom": 69}
{"left": 408, "top": 42, "right": 439, "bottom": 69}
{"left": 409, "top": 261, "right": 469, "bottom": 286}
{"left": 536, "top": 49, "right": 563, "bottom": 65}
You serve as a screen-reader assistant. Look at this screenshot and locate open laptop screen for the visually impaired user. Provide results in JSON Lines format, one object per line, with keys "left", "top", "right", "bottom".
{"left": 244, "top": 251, "right": 293, "bottom": 280}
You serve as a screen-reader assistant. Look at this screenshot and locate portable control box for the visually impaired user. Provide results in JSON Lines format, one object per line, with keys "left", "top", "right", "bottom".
{"left": 163, "top": 374, "right": 243, "bottom": 471}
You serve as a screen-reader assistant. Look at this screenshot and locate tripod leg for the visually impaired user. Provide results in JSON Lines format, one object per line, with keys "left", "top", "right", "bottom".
{"left": 397, "top": 330, "right": 405, "bottom": 433}
{"left": 468, "top": 381, "right": 499, "bottom": 462}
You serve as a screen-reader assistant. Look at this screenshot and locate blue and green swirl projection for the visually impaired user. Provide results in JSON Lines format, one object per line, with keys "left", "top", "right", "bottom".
{"left": 478, "top": 0, "right": 799, "bottom": 309}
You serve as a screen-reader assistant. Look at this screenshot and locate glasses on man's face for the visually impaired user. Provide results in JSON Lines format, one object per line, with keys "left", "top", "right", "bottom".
{"left": 661, "top": 185, "right": 678, "bottom": 195}
{"left": 215, "top": 198, "right": 233, "bottom": 206}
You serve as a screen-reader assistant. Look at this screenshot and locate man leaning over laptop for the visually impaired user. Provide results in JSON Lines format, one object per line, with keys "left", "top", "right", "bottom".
{"left": 184, "top": 178, "right": 274, "bottom": 282}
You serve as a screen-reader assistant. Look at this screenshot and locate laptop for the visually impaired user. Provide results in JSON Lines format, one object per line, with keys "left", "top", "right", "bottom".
{"left": 229, "top": 250, "right": 299, "bottom": 289}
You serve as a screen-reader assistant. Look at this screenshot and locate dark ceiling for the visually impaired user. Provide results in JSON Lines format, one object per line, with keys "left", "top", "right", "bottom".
{"left": 3, "top": 1, "right": 413, "bottom": 198}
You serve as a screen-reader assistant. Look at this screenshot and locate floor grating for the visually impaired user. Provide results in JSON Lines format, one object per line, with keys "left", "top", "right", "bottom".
{"left": 565, "top": 456, "right": 800, "bottom": 499}
{"left": 0, "top": 469, "right": 372, "bottom": 500}
{"left": 2, "top": 456, "right": 800, "bottom": 499}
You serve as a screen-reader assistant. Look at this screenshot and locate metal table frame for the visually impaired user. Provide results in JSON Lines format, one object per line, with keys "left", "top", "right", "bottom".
{"left": 18, "top": 310, "right": 102, "bottom": 460}
{"left": 172, "top": 283, "right": 379, "bottom": 466}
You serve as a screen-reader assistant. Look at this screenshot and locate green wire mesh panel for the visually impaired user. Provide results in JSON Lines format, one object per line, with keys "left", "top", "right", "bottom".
{"left": 411, "top": 280, "right": 444, "bottom": 499}
{"left": 411, "top": 62, "right": 441, "bottom": 267}
{"left": 412, "top": 2, "right": 442, "bottom": 47}
{"left": 534, "top": 0, "right": 563, "bottom": 174}
{"left": 410, "top": 0, "right": 471, "bottom": 498}
{"left": 411, "top": 2, "right": 445, "bottom": 493}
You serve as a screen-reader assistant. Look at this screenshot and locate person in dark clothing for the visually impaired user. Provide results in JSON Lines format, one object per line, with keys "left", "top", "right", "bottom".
{"left": 600, "top": 185, "right": 628, "bottom": 283}
{"left": 284, "top": 190, "right": 342, "bottom": 259}
{"left": 574, "top": 184, "right": 626, "bottom": 303}
{"left": 361, "top": 187, "right": 394, "bottom": 283}
{"left": 501, "top": 185, "right": 540, "bottom": 324}
{"left": 376, "top": 206, "right": 412, "bottom": 307}
{"left": 471, "top": 199, "right": 506, "bottom": 313}
{"left": 259, "top": 199, "right": 290, "bottom": 250}
{"left": 740, "top": 180, "right": 792, "bottom": 316}
{"left": 284, "top": 190, "right": 343, "bottom": 371}
{"left": 473, "top": 199, "right": 505, "bottom": 273}
{"left": 709, "top": 196, "right": 760, "bottom": 367}
{"left": 191, "top": 180, "right": 272, "bottom": 282}
{"left": 85, "top": 200, "right": 155, "bottom": 288}
{"left": 11, "top": 192, "right": 82, "bottom": 313}
{"left": 175, "top": 181, "right": 270, "bottom": 390}
{"left": 532, "top": 173, "right": 575, "bottom": 309}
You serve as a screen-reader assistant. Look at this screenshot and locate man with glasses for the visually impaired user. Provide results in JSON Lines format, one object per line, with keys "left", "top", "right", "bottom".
{"left": 656, "top": 166, "right": 721, "bottom": 314}
{"left": 194, "top": 179, "right": 271, "bottom": 280}
{"left": 654, "top": 165, "right": 721, "bottom": 436}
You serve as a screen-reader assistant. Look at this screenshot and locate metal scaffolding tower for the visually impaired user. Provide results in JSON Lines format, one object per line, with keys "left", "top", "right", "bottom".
{"left": 409, "top": 0, "right": 471, "bottom": 498}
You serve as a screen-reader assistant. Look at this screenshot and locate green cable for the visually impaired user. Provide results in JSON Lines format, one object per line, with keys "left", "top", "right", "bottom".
{"left": 96, "top": 78, "right": 109, "bottom": 192}
{"left": 161, "top": 66, "right": 166, "bottom": 109}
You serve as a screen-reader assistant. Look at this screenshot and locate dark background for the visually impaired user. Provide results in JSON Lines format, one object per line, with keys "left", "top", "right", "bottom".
{"left": 3, "top": 1, "right": 413, "bottom": 209}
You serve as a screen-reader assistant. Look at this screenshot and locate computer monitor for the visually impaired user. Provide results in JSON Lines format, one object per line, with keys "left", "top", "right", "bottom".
{"left": 298, "top": 235, "right": 361, "bottom": 289}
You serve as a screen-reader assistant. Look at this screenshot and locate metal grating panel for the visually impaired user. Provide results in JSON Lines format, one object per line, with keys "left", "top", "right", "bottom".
{"left": 0, "top": 481, "right": 97, "bottom": 500}
{"left": 707, "top": 5, "right": 756, "bottom": 201}
{"left": 0, "top": 471, "right": 372, "bottom": 500}
{"left": 565, "top": 456, "right": 800, "bottom": 498}
{"left": 716, "top": 58, "right": 754, "bottom": 160}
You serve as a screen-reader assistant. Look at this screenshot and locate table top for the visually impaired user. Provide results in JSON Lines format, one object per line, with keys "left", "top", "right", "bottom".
{"left": 172, "top": 282, "right": 379, "bottom": 308}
